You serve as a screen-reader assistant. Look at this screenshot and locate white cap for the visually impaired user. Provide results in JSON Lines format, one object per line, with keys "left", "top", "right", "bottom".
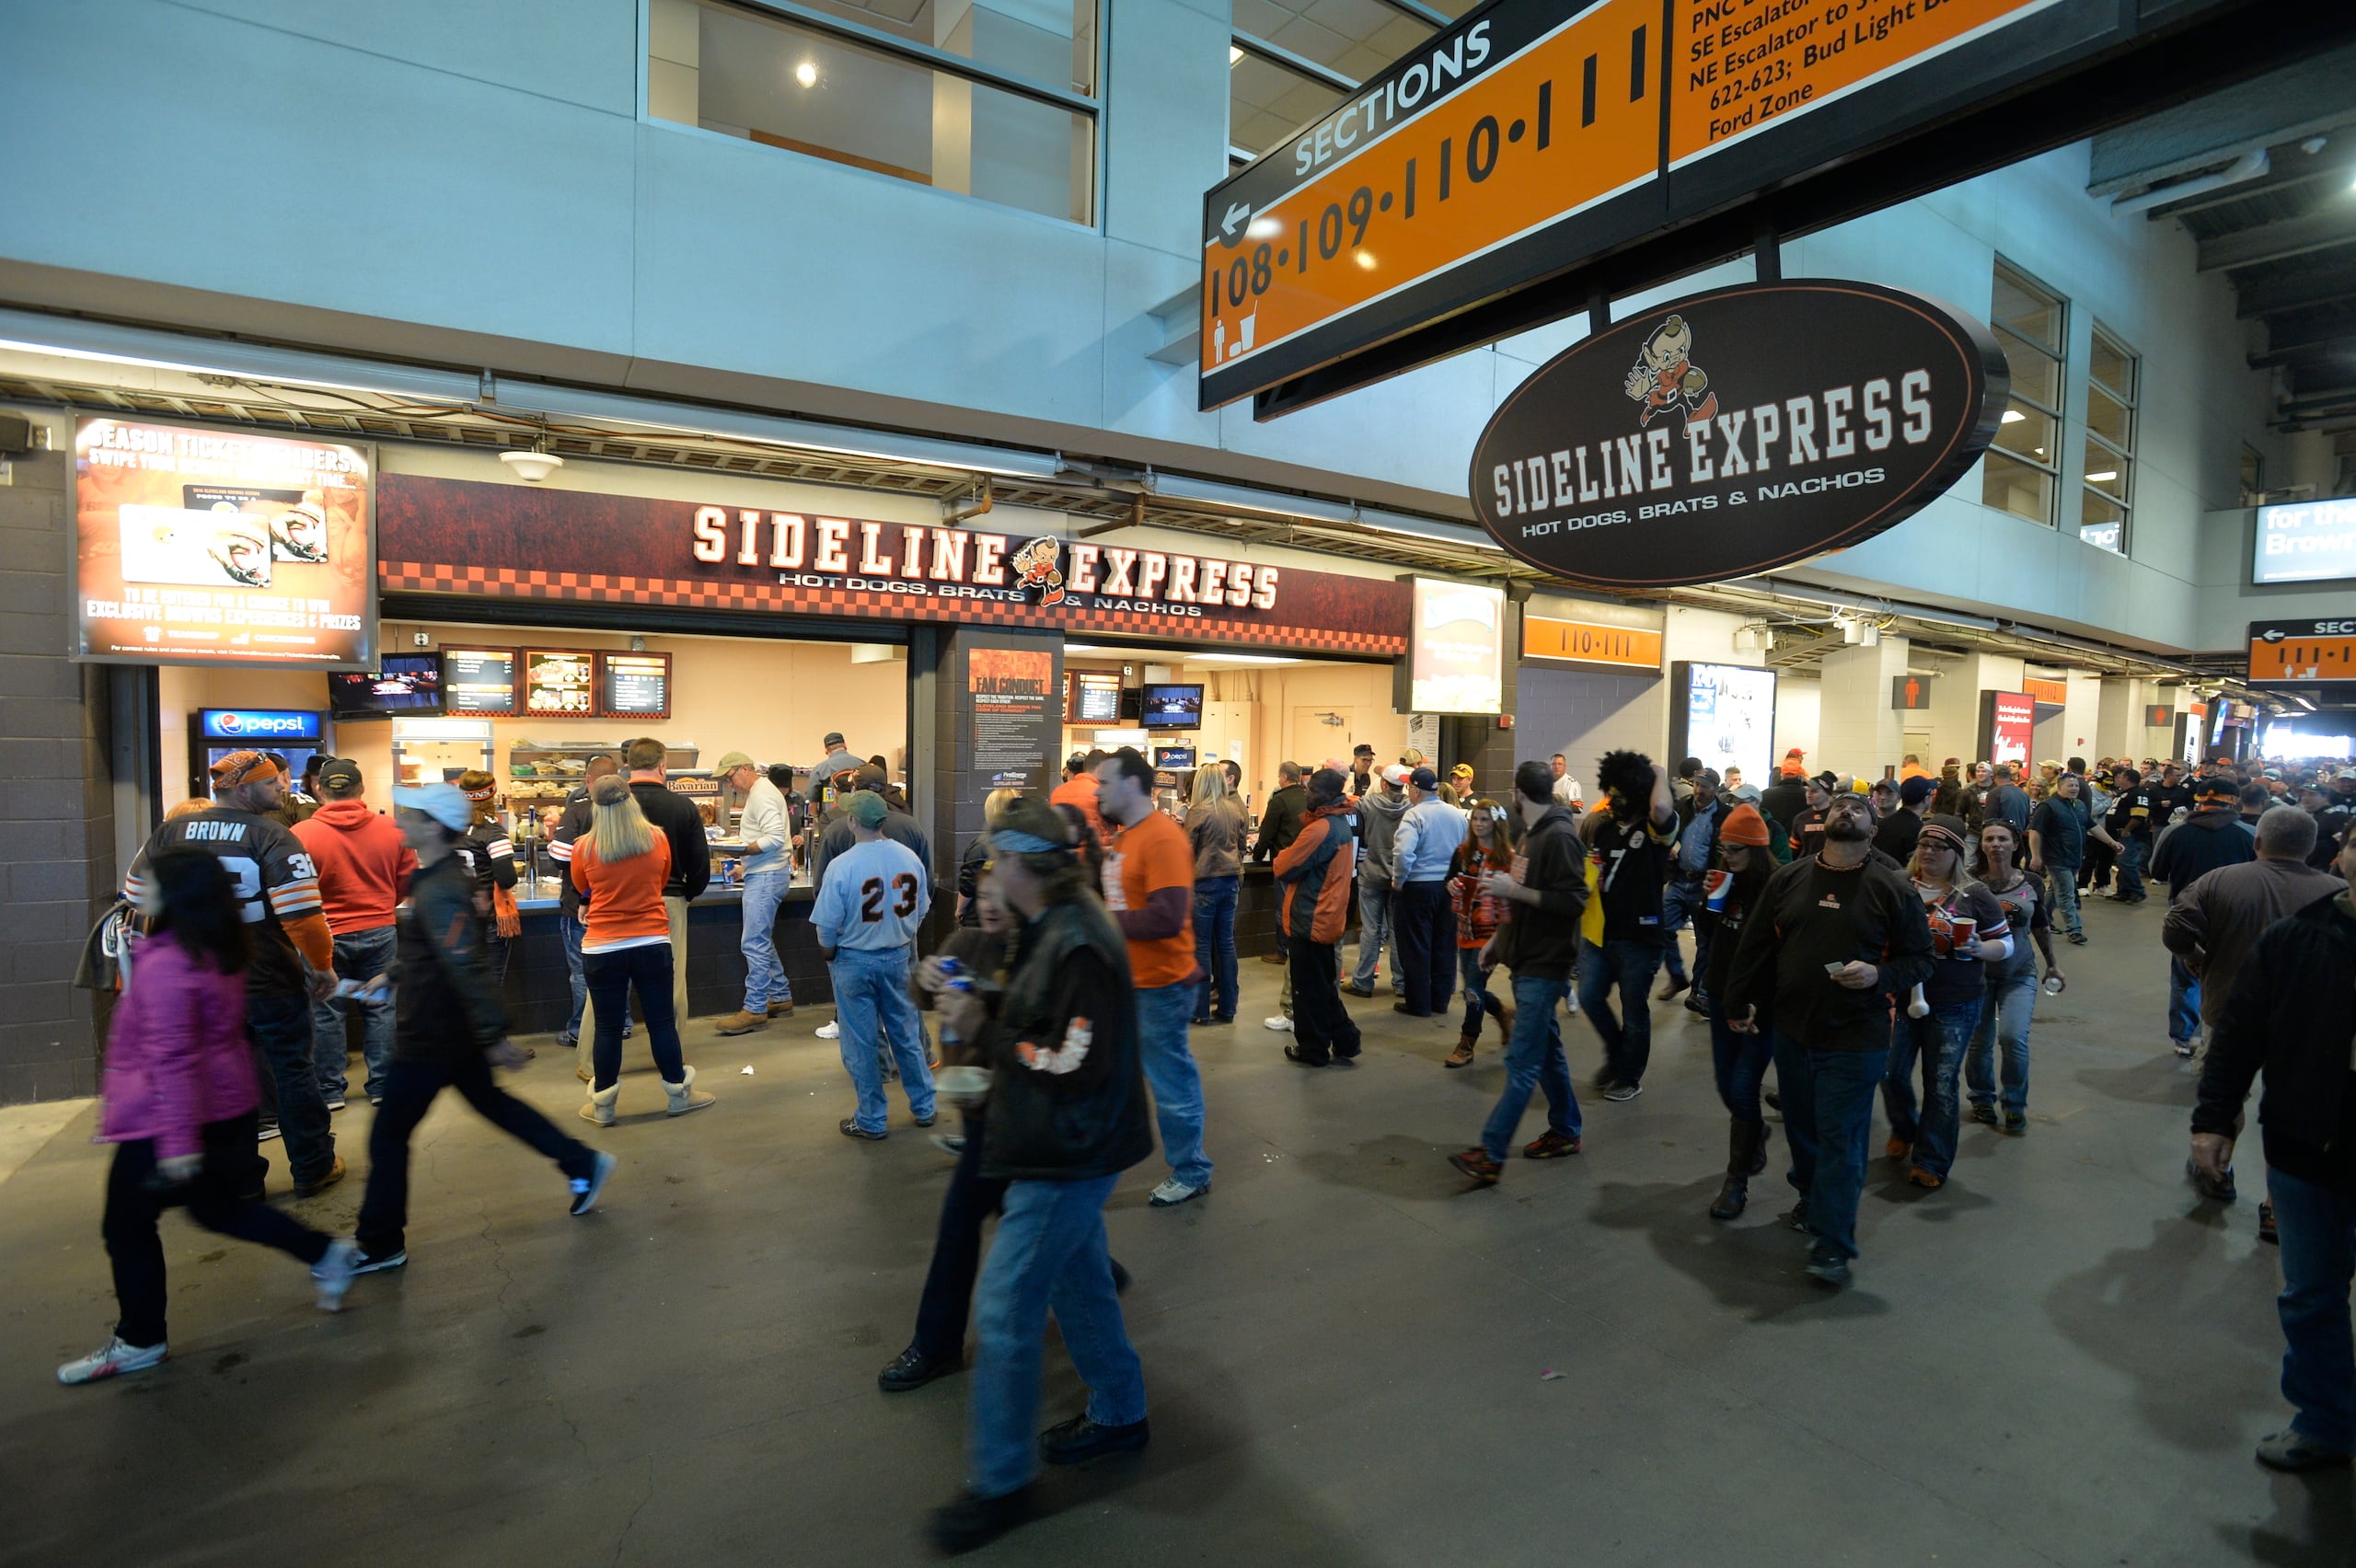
{"left": 392, "top": 782, "right": 472, "bottom": 832}
{"left": 1380, "top": 764, "right": 1411, "bottom": 787}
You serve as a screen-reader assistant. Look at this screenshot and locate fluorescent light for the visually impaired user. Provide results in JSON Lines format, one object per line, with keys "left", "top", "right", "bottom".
{"left": 2086, "top": 469, "right": 2118, "bottom": 482}
{"left": 2001, "top": 409, "right": 2025, "bottom": 423}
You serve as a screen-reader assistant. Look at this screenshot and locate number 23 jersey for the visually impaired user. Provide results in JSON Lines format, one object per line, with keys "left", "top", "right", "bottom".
{"left": 812, "top": 836, "right": 931, "bottom": 951}
{"left": 124, "top": 807, "right": 326, "bottom": 997}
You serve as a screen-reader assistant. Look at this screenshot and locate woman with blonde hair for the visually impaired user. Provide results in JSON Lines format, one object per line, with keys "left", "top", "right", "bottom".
{"left": 572, "top": 775, "right": 714, "bottom": 1125}
{"left": 955, "top": 787, "right": 1021, "bottom": 928}
{"left": 1185, "top": 767, "right": 1247, "bottom": 1025}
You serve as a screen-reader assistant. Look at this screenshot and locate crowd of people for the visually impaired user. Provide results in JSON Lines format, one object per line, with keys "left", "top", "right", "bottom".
{"left": 58, "top": 728, "right": 2356, "bottom": 1548}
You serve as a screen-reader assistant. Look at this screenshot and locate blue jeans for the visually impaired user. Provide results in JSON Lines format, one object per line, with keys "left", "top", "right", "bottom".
{"left": 829, "top": 945, "right": 935, "bottom": 1134}
{"left": 967, "top": 1174, "right": 1146, "bottom": 1498}
{"left": 1458, "top": 947, "right": 1502, "bottom": 1034}
{"left": 1479, "top": 974, "right": 1580, "bottom": 1161}
{"left": 2166, "top": 954, "right": 2200, "bottom": 1045}
{"left": 1137, "top": 981, "right": 1212, "bottom": 1190}
{"left": 1192, "top": 874, "right": 1240, "bottom": 1021}
{"left": 310, "top": 925, "right": 397, "bottom": 1102}
{"left": 246, "top": 988, "right": 335, "bottom": 1189}
{"left": 1882, "top": 994, "right": 1984, "bottom": 1180}
{"left": 2115, "top": 834, "right": 2150, "bottom": 900}
{"left": 1661, "top": 876, "right": 1709, "bottom": 991}
{"left": 1965, "top": 969, "right": 2038, "bottom": 1114}
{"left": 2045, "top": 869, "right": 2082, "bottom": 937}
{"left": 584, "top": 943, "right": 685, "bottom": 1091}
{"left": 1577, "top": 938, "right": 1665, "bottom": 1087}
{"left": 1351, "top": 879, "right": 1396, "bottom": 989}
{"left": 560, "top": 908, "right": 629, "bottom": 1045}
{"left": 1772, "top": 1033, "right": 1883, "bottom": 1262}
{"left": 2267, "top": 1166, "right": 2356, "bottom": 1453}
{"left": 739, "top": 870, "right": 791, "bottom": 1013}
{"left": 1709, "top": 996, "right": 1773, "bottom": 1123}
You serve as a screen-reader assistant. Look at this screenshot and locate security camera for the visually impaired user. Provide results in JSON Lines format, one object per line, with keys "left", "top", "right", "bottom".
{"left": 500, "top": 449, "right": 564, "bottom": 482}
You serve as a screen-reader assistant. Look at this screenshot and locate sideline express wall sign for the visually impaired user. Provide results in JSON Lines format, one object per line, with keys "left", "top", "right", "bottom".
{"left": 1469, "top": 279, "right": 2006, "bottom": 588}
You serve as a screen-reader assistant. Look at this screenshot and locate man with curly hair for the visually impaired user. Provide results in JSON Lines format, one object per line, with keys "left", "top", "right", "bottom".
{"left": 1580, "top": 751, "right": 1677, "bottom": 1101}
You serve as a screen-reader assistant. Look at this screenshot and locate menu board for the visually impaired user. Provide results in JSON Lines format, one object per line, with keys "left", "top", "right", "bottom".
{"left": 521, "top": 649, "right": 595, "bottom": 716}
{"left": 442, "top": 646, "right": 518, "bottom": 715}
{"left": 600, "top": 651, "right": 672, "bottom": 719}
{"left": 1067, "top": 668, "right": 1123, "bottom": 725}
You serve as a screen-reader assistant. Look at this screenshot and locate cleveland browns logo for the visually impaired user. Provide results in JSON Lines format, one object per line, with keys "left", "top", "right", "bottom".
{"left": 1011, "top": 536, "right": 1067, "bottom": 605}
{"left": 1622, "top": 313, "right": 1719, "bottom": 430}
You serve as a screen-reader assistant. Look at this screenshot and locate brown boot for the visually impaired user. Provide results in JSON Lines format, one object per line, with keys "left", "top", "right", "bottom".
{"left": 1445, "top": 1031, "right": 1476, "bottom": 1068}
{"left": 1491, "top": 998, "right": 1514, "bottom": 1036}
{"left": 715, "top": 1009, "right": 770, "bottom": 1036}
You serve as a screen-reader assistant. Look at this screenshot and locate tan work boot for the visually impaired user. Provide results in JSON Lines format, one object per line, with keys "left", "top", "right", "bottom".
{"left": 1445, "top": 1032, "right": 1476, "bottom": 1069}
{"left": 579, "top": 1083, "right": 619, "bottom": 1127}
{"left": 294, "top": 1154, "right": 347, "bottom": 1199}
{"left": 714, "top": 1009, "right": 770, "bottom": 1036}
{"left": 664, "top": 1066, "right": 717, "bottom": 1117}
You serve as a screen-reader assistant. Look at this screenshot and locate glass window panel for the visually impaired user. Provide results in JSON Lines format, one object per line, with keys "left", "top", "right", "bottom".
{"left": 1992, "top": 264, "right": 2062, "bottom": 352}
{"left": 1984, "top": 451, "right": 2055, "bottom": 525}
{"left": 1992, "top": 400, "right": 2057, "bottom": 465}
{"left": 2080, "top": 490, "right": 2126, "bottom": 552}
{"left": 2086, "top": 384, "right": 2130, "bottom": 447}
{"left": 1230, "top": 49, "right": 1345, "bottom": 158}
{"left": 655, "top": 0, "right": 1093, "bottom": 224}
{"left": 1993, "top": 327, "right": 2062, "bottom": 410}
{"left": 789, "top": 0, "right": 1099, "bottom": 96}
{"left": 2088, "top": 329, "right": 2135, "bottom": 399}
{"left": 2082, "top": 438, "right": 2130, "bottom": 500}
{"left": 2240, "top": 444, "right": 2265, "bottom": 497}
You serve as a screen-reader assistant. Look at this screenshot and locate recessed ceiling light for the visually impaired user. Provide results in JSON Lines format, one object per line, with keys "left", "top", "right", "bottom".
{"left": 795, "top": 60, "right": 818, "bottom": 87}
{"left": 2087, "top": 469, "right": 2118, "bottom": 482}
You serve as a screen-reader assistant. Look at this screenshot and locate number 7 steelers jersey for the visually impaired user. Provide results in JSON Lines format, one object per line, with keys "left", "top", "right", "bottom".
{"left": 124, "top": 807, "right": 324, "bottom": 997}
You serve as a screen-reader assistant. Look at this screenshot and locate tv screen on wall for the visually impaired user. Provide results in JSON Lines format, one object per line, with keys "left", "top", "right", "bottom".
{"left": 1140, "top": 683, "right": 1204, "bottom": 730}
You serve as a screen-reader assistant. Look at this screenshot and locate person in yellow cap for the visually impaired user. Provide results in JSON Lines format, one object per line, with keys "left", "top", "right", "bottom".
{"left": 1445, "top": 762, "right": 1475, "bottom": 807}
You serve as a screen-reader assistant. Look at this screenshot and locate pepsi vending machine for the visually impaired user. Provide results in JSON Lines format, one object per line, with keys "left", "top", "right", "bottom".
{"left": 189, "top": 709, "right": 330, "bottom": 800}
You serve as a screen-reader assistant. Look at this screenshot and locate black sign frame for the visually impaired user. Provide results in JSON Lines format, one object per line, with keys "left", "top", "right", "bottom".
{"left": 1467, "top": 279, "right": 2007, "bottom": 589}
{"left": 440, "top": 644, "right": 519, "bottom": 717}
{"left": 598, "top": 650, "right": 674, "bottom": 721}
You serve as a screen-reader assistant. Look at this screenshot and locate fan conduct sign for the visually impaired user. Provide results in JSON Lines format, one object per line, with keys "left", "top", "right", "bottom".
{"left": 1469, "top": 280, "right": 2005, "bottom": 588}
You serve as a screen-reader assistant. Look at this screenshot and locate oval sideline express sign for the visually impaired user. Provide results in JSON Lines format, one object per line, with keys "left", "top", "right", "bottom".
{"left": 1470, "top": 280, "right": 2009, "bottom": 588}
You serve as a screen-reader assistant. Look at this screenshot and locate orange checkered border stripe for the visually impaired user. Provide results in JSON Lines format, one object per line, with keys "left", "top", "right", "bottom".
{"left": 379, "top": 562, "right": 1407, "bottom": 657}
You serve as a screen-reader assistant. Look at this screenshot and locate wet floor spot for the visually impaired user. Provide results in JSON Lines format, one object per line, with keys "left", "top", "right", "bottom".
{"left": 513, "top": 1324, "right": 547, "bottom": 1339}
{"left": 212, "top": 1353, "right": 247, "bottom": 1374}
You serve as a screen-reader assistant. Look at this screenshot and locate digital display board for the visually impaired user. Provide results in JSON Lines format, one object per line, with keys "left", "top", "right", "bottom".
{"left": 1400, "top": 578, "right": 1505, "bottom": 714}
{"left": 1140, "top": 683, "right": 1206, "bottom": 730}
{"left": 441, "top": 647, "right": 518, "bottom": 715}
{"left": 2253, "top": 496, "right": 2356, "bottom": 584}
{"left": 1669, "top": 662, "right": 1775, "bottom": 790}
{"left": 72, "top": 417, "right": 374, "bottom": 667}
{"left": 329, "top": 653, "right": 443, "bottom": 721}
{"left": 1067, "top": 668, "right": 1124, "bottom": 725}
{"left": 600, "top": 651, "right": 672, "bottom": 719}
{"left": 522, "top": 649, "right": 595, "bottom": 716}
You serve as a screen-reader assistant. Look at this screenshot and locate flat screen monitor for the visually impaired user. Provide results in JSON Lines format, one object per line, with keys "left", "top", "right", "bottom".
{"left": 600, "top": 651, "right": 672, "bottom": 720}
{"left": 2254, "top": 496, "right": 2356, "bottom": 584}
{"left": 328, "top": 652, "right": 443, "bottom": 720}
{"left": 1068, "top": 668, "right": 1124, "bottom": 725}
{"left": 1669, "top": 662, "right": 1776, "bottom": 789}
{"left": 441, "top": 647, "right": 518, "bottom": 715}
{"left": 1140, "top": 683, "right": 1204, "bottom": 730}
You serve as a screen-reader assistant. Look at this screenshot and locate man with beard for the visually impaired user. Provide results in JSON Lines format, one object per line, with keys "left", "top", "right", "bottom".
{"left": 1725, "top": 790, "right": 1934, "bottom": 1286}
{"left": 1579, "top": 751, "right": 1677, "bottom": 1101}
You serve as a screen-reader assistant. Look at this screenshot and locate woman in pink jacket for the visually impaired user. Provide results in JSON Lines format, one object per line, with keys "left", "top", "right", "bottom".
{"left": 57, "top": 853, "right": 358, "bottom": 1386}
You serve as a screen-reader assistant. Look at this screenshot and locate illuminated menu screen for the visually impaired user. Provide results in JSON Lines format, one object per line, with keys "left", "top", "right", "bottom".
{"left": 442, "top": 647, "right": 517, "bottom": 715}
{"left": 1068, "top": 669, "right": 1123, "bottom": 724}
{"left": 601, "top": 652, "right": 672, "bottom": 719}
{"left": 522, "top": 650, "right": 595, "bottom": 716}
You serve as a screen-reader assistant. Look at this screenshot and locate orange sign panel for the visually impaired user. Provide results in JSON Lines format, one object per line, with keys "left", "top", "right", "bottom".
{"left": 1524, "top": 616, "right": 1663, "bottom": 670}
{"left": 2248, "top": 634, "right": 2356, "bottom": 685}
{"left": 1669, "top": 0, "right": 2056, "bottom": 165}
{"left": 2024, "top": 677, "right": 2067, "bottom": 706}
{"left": 1202, "top": 0, "right": 1659, "bottom": 383}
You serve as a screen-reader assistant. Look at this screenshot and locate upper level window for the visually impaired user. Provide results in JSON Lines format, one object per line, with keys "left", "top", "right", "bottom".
{"left": 1982, "top": 260, "right": 2065, "bottom": 528}
{"left": 2079, "top": 326, "right": 2136, "bottom": 554}
{"left": 651, "top": 0, "right": 1097, "bottom": 225}
{"left": 1229, "top": 0, "right": 1445, "bottom": 167}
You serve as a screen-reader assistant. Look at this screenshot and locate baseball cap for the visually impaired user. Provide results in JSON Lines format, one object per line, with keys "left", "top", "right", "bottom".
{"left": 209, "top": 749, "right": 274, "bottom": 789}
{"left": 1380, "top": 764, "right": 1411, "bottom": 787}
{"left": 392, "top": 782, "right": 473, "bottom": 833}
{"left": 823, "top": 732, "right": 846, "bottom": 748}
{"left": 1719, "top": 802, "right": 1772, "bottom": 847}
{"left": 845, "top": 790, "right": 889, "bottom": 829}
{"left": 1409, "top": 767, "right": 1438, "bottom": 791}
{"left": 2338, "top": 767, "right": 2356, "bottom": 781}
{"left": 715, "top": 750, "right": 756, "bottom": 772}
{"left": 1307, "top": 766, "right": 1349, "bottom": 802}
{"left": 2194, "top": 778, "right": 2237, "bottom": 801}
{"left": 1898, "top": 775, "right": 1934, "bottom": 806}
{"left": 1450, "top": 763, "right": 1474, "bottom": 779}
{"left": 1352, "top": 743, "right": 1375, "bottom": 757}
{"left": 1811, "top": 770, "right": 1839, "bottom": 791}
{"left": 316, "top": 756, "right": 363, "bottom": 791}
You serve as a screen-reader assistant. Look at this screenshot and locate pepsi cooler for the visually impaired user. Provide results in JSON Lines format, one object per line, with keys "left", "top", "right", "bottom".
{"left": 190, "top": 708, "right": 329, "bottom": 800}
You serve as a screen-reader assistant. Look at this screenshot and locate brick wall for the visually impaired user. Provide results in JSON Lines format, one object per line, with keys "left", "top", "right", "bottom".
{"left": 1517, "top": 663, "right": 1666, "bottom": 797}
{"left": 0, "top": 443, "right": 114, "bottom": 1102}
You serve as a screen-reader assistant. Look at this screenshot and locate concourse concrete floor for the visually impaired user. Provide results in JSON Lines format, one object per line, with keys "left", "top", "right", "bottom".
{"left": 3, "top": 890, "right": 2350, "bottom": 1568}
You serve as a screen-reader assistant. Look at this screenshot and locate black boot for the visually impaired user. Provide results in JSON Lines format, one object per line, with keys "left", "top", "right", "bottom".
{"left": 1750, "top": 1118, "right": 1773, "bottom": 1176}
{"left": 1711, "top": 1119, "right": 1761, "bottom": 1221}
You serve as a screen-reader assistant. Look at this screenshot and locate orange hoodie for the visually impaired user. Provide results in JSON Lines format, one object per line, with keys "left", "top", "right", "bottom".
{"left": 293, "top": 800, "right": 416, "bottom": 934}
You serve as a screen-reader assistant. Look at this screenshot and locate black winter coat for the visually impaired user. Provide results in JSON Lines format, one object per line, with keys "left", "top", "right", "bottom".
{"left": 978, "top": 898, "right": 1156, "bottom": 1182}
{"left": 2193, "top": 891, "right": 2356, "bottom": 1193}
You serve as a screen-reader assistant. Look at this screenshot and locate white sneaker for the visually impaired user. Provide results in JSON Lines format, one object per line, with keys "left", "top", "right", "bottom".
{"left": 311, "top": 1237, "right": 358, "bottom": 1312}
{"left": 1264, "top": 1015, "right": 1293, "bottom": 1032}
{"left": 816, "top": 1020, "right": 840, "bottom": 1040}
{"left": 57, "top": 1336, "right": 167, "bottom": 1385}
{"left": 1149, "top": 1177, "right": 1208, "bottom": 1206}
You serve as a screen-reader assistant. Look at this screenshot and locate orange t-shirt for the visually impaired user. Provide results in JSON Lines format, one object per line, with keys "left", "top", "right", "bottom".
{"left": 572, "top": 835, "right": 674, "bottom": 950}
{"left": 1049, "top": 774, "right": 1104, "bottom": 839}
{"left": 1103, "top": 810, "right": 1195, "bottom": 988}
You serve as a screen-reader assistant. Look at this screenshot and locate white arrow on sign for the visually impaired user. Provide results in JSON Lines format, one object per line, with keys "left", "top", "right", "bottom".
{"left": 1221, "top": 202, "right": 1251, "bottom": 237}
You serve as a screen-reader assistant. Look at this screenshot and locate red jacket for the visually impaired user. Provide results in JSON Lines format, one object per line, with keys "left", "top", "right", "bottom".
{"left": 1449, "top": 845, "right": 1513, "bottom": 948}
{"left": 294, "top": 800, "right": 415, "bottom": 934}
{"left": 98, "top": 938, "right": 259, "bottom": 1160}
